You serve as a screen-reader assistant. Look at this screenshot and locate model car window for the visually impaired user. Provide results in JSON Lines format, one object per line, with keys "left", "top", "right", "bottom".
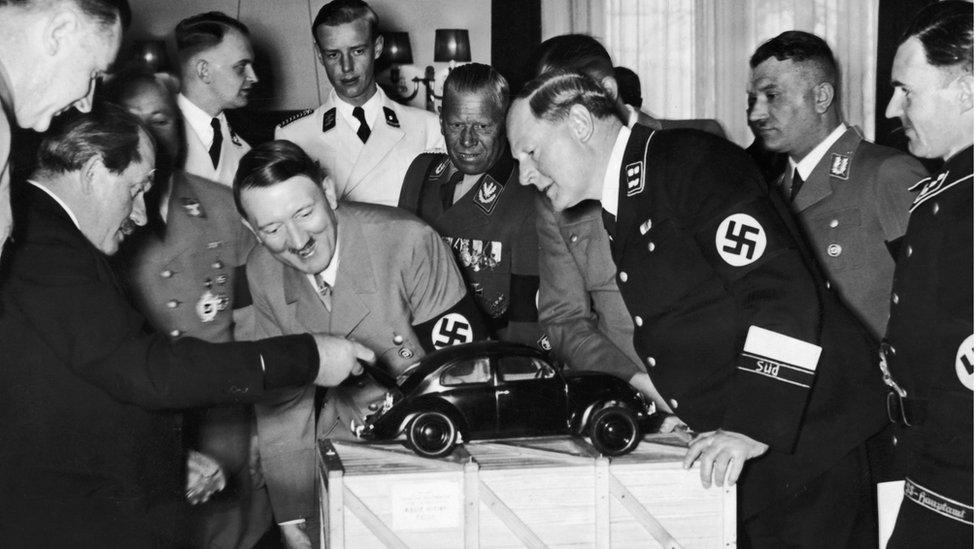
{"left": 440, "top": 357, "right": 491, "bottom": 386}
{"left": 498, "top": 356, "right": 555, "bottom": 382}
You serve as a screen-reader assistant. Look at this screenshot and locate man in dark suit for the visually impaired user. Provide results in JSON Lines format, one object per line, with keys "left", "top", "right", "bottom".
{"left": 882, "top": 3, "right": 973, "bottom": 546}
{"left": 508, "top": 70, "right": 887, "bottom": 547}
{"left": 236, "top": 140, "right": 486, "bottom": 547}
{"left": 399, "top": 63, "right": 544, "bottom": 348}
{"left": 0, "top": 105, "right": 373, "bottom": 548}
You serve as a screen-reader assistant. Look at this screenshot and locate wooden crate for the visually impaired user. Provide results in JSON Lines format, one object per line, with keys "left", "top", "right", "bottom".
{"left": 318, "top": 435, "right": 736, "bottom": 548}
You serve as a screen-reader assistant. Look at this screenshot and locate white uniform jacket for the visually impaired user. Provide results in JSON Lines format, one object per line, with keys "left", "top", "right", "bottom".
{"left": 178, "top": 94, "right": 251, "bottom": 188}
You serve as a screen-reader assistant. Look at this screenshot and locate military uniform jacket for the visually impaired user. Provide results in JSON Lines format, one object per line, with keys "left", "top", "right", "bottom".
{"left": 179, "top": 95, "right": 251, "bottom": 188}
{"left": 247, "top": 202, "right": 480, "bottom": 523}
{"left": 535, "top": 196, "right": 645, "bottom": 381}
{"left": 885, "top": 147, "right": 973, "bottom": 509}
{"left": 782, "top": 126, "right": 925, "bottom": 338}
{"left": 0, "top": 185, "right": 318, "bottom": 546}
{"left": 609, "top": 126, "right": 887, "bottom": 517}
{"left": 116, "top": 170, "right": 257, "bottom": 491}
{"left": 276, "top": 87, "right": 443, "bottom": 207}
{"left": 399, "top": 152, "right": 543, "bottom": 346}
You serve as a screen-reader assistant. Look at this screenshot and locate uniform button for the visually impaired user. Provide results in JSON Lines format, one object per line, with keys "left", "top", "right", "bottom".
{"left": 932, "top": 202, "right": 940, "bottom": 215}
{"left": 892, "top": 436, "right": 899, "bottom": 446}
{"left": 356, "top": 380, "right": 366, "bottom": 388}
{"left": 619, "top": 271, "right": 628, "bottom": 283}
{"left": 634, "top": 316, "right": 643, "bottom": 327}
{"left": 211, "top": 260, "right": 224, "bottom": 269}
{"left": 570, "top": 234, "right": 579, "bottom": 243}
{"left": 889, "top": 345, "right": 897, "bottom": 356}
{"left": 393, "top": 334, "right": 404, "bottom": 345}
{"left": 906, "top": 245, "right": 913, "bottom": 257}
{"left": 399, "top": 348, "right": 414, "bottom": 359}
{"left": 669, "top": 398, "right": 678, "bottom": 410}
{"left": 825, "top": 280, "right": 832, "bottom": 290}
{"left": 647, "top": 242, "right": 656, "bottom": 252}
{"left": 170, "top": 329, "right": 182, "bottom": 337}
{"left": 892, "top": 293, "right": 900, "bottom": 305}
{"left": 646, "top": 356, "right": 656, "bottom": 367}
{"left": 829, "top": 219, "right": 839, "bottom": 228}
{"left": 827, "top": 243, "right": 842, "bottom": 257}
{"left": 166, "top": 300, "right": 180, "bottom": 309}
{"left": 368, "top": 402, "right": 380, "bottom": 411}
{"left": 160, "top": 270, "right": 174, "bottom": 278}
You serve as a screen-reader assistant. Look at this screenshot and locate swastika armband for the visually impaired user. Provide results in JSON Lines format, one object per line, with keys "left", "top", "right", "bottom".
{"left": 694, "top": 197, "right": 794, "bottom": 280}
{"left": 232, "top": 264, "right": 252, "bottom": 309}
{"left": 413, "top": 294, "right": 488, "bottom": 352}
{"left": 724, "top": 325, "right": 823, "bottom": 452}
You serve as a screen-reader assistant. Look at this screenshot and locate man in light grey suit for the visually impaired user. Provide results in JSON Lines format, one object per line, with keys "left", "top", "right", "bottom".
{"left": 235, "top": 140, "right": 486, "bottom": 548}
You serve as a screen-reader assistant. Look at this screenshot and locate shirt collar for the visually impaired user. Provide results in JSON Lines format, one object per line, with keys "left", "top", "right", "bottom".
{"left": 333, "top": 86, "right": 384, "bottom": 133}
{"left": 305, "top": 230, "right": 341, "bottom": 291}
{"left": 790, "top": 123, "right": 847, "bottom": 180}
{"left": 601, "top": 125, "right": 632, "bottom": 217}
{"left": 28, "top": 180, "right": 81, "bottom": 231}
{"left": 178, "top": 93, "right": 226, "bottom": 148}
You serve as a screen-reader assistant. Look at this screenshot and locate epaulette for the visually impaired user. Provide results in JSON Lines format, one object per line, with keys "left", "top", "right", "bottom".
{"left": 277, "top": 108, "right": 313, "bottom": 129}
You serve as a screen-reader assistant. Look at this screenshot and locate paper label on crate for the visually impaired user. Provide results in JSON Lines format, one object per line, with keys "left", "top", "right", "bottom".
{"left": 391, "top": 480, "right": 461, "bottom": 531}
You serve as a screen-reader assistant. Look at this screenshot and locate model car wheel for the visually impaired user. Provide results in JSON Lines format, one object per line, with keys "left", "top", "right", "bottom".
{"left": 407, "top": 411, "right": 458, "bottom": 458}
{"left": 588, "top": 406, "right": 640, "bottom": 456}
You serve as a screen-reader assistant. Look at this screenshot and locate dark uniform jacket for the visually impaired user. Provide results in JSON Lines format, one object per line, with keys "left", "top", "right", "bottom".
{"left": 399, "top": 152, "right": 543, "bottom": 347}
{"left": 608, "top": 125, "right": 887, "bottom": 517}
{"left": 884, "top": 146, "right": 973, "bottom": 512}
{"left": 781, "top": 126, "right": 925, "bottom": 338}
{"left": 0, "top": 185, "right": 318, "bottom": 547}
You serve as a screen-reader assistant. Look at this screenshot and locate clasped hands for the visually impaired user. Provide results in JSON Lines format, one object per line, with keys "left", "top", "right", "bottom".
{"left": 682, "top": 429, "right": 769, "bottom": 488}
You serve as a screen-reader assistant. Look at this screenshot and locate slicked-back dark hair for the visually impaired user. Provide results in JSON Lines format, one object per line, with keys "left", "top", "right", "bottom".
{"left": 515, "top": 70, "right": 617, "bottom": 123}
{"left": 36, "top": 102, "right": 150, "bottom": 177}
{"left": 233, "top": 140, "right": 325, "bottom": 218}
{"left": 443, "top": 63, "right": 510, "bottom": 114}
{"left": 0, "top": 0, "right": 130, "bottom": 28}
{"left": 312, "top": 0, "right": 379, "bottom": 46}
{"left": 534, "top": 34, "right": 614, "bottom": 80}
{"left": 901, "top": 0, "right": 973, "bottom": 74}
{"left": 175, "top": 11, "right": 250, "bottom": 64}
{"left": 750, "top": 30, "right": 839, "bottom": 89}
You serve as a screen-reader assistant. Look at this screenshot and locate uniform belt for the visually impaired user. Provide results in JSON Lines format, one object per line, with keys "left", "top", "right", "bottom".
{"left": 886, "top": 390, "right": 926, "bottom": 427}
{"left": 905, "top": 477, "right": 973, "bottom": 525}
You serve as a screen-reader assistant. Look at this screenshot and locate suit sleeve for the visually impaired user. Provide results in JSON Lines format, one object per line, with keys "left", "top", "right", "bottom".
{"left": 245, "top": 253, "right": 320, "bottom": 525}
{"left": 536, "top": 195, "right": 643, "bottom": 380}
{"left": 677, "top": 136, "right": 823, "bottom": 452}
{"left": 874, "top": 153, "right": 928, "bottom": 244}
{"left": 406, "top": 222, "right": 488, "bottom": 351}
{"left": 10, "top": 252, "right": 317, "bottom": 411}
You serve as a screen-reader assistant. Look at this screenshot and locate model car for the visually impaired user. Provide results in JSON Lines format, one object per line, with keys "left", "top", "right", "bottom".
{"left": 358, "top": 341, "right": 652, "bottom": 458}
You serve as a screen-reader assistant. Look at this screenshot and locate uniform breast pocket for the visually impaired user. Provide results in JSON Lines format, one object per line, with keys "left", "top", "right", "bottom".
{"left": 810, "top": 208, "right": 864, "bottom": 272}
{"left": 629, "top": 220, "right": 710, "bottom": 312}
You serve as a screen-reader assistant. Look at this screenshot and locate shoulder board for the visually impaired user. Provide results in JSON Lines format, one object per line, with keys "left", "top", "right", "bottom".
{"left": 277, "top": 108, "right": 313, "bottom": 129}
{"left": 322, "top": 108, "right": 337, "bottom": 132}
{"left": 383, "top": 106, "right": 400, "bottom": 128}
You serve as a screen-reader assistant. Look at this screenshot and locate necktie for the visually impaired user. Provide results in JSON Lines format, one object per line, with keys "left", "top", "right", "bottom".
{"left": 314, "top": 273, "right": 332, "bottom": 312}
{"left": 352, "top": 107, "right": 371, "bottom": 143}
{"left": 208, "top": 118, "right": 223, "bottom": 169}
{"left": 440, "top": 170, "right": 464, "bottom": 211}
{"left": 601, "top": 208, "right": 616, "bottom": 239}
{"left": 789, "top": 169, "right": 804, "bottom": 202}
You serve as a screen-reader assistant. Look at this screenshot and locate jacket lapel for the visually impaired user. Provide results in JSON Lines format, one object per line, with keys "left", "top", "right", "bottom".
{"left": 794, "top": 127, "right": 859, "bottom": 212}
{"left": 613, "top": 125, "right": 654, "bottom": 262}
{"left": 329, "top": 207, "right": 373, "bottom": 337}
{"left": 344, "top": 92, "right": 406, "bottom": 194}
{"left": 282, "top": 260, "right": 332, "bottom": 334}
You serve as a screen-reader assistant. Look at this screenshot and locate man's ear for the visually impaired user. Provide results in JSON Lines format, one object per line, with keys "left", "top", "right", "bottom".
{"left": 373, "top": 33, "right": 384, "bottom": 61}
{"left": 956, "top": 73, "right": 973, "bottom": 113}
{"left": 80, "top": 155, "right": 104, "bottom": 195}
{"left": 240, "top": 216, "right": 259, "bottom": 240}
{"left": 195, "top": 58, "right": 210, "bottom": 83}
{"left": 567, "top": 103, "right": 595, "bottom": 143}
{"left": 600, "top": 75, "right": 620, "bottom": 102}
{"left": 813, "top": 82, "right": 835, "bottom": 114}
{"left": 322, "top": 176, "right": 339, "bottom": 209}
{"left": 42, "top": 8, "right": 79, "bottom": 57}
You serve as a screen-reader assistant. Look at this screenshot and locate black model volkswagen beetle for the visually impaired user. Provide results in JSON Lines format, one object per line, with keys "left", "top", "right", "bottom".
{"left": 358, "top": 341, "right": 651, "bottom": 458}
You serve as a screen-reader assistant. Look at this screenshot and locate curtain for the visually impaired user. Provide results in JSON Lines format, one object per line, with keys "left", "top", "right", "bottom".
{"left": 541, "top": 0, "right": 879, "bottom": 147}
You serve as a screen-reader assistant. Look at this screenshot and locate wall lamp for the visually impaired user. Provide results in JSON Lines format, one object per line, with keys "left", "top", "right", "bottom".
{"left": 386, "top": 29, "right": 471, "bottom": 112}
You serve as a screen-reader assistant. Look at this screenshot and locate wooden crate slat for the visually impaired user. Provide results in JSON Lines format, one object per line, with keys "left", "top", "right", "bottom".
{"left": 479, "top": 479, "right": 549, "bottom": 548}
{"left": 609, "top": 473, "right": 681, "bottom": 548}
{"left": 343, "top": 485, "right": 410, "bottom": 549}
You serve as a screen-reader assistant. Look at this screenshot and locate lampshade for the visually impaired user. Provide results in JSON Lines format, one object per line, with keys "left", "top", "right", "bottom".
{"left": 133, "top": 40, "right": 170, "bottom": 72}
{"left": 433, "top": 29, "right": 471, "bottom": 63}
{"left": 383, "top": 31, "right": 413, "bottom": 65}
